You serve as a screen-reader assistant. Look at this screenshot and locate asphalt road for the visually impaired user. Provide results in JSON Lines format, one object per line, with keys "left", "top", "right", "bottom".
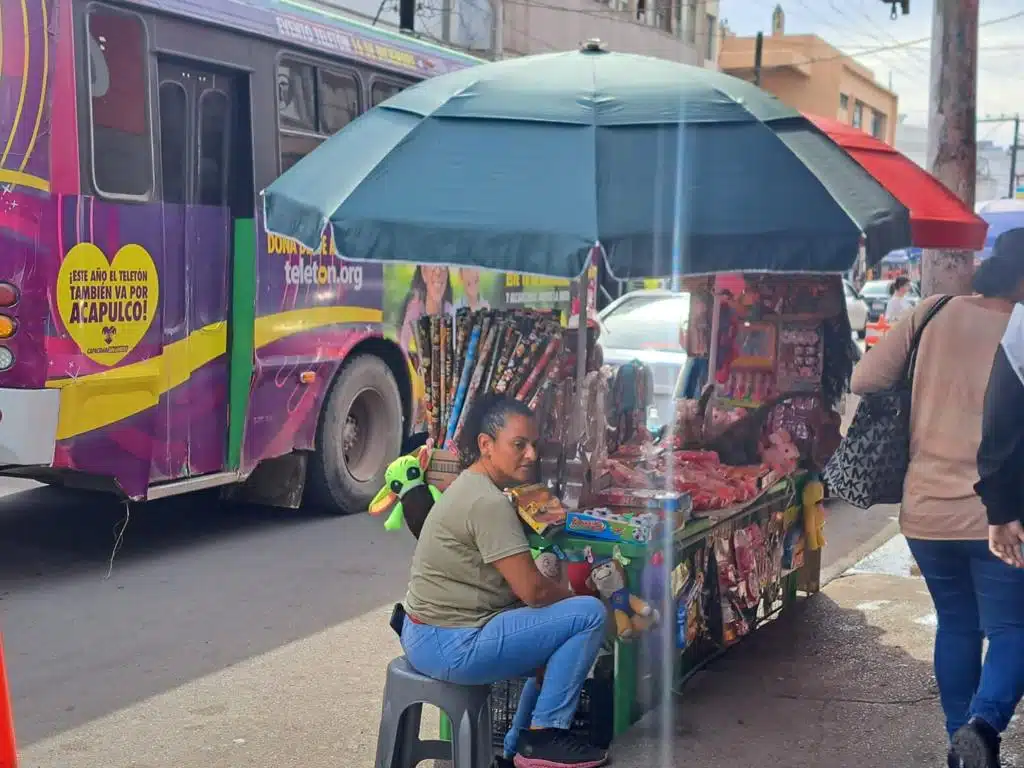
{"left": 0, "top": 479, "right": 417, "bottom": 745}
{"left": 0, "top": 473, "right": 896, "bottom": 750}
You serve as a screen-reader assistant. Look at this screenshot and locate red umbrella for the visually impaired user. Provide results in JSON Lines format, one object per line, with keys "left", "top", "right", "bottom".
{"left": 805, "top": 113, "right": 988, "bottom": 250}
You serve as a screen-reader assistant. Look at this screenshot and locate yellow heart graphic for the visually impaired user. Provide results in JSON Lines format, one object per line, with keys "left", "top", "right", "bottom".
{"left": 56, "top": 242, "right": 160, "bottom": 367}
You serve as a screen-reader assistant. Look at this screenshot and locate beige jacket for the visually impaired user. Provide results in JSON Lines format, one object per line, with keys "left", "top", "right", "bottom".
{"left": 851, "top": 295, "right": 1012, "bottom": 540}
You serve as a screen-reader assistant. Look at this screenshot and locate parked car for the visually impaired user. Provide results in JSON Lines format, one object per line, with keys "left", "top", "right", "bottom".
{"left": 598, "top": 290, "right": 689, "bottom": 428}
{"left": 844, "top": 280, "right": 869, "bottom": 339}
{"left": 860, "top": 278, "right": 920, "bottom": 323}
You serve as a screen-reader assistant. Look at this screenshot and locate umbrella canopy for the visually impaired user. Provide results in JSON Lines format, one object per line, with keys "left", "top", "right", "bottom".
{"left": 805, "top": 114, "right": 988, "bottom": 251}
{"left": 976, "top": 199, "right": 1024, "bottom": 260}
{"left": 881, "top": 248, "right": 921, "bottom": 265}
{"left": 263, "top": 43, "right": 911, "bottom": 281}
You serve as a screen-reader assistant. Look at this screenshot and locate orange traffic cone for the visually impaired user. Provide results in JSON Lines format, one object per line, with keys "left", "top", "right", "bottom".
{"left": 0, "top": 634, "right": 17, "bottom": 768}
{"left": 864, "top": 316, "right": 891, "bottom": 349}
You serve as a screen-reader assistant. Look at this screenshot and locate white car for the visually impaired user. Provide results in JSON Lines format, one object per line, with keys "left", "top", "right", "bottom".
{"left": 598, "top": 290, "right": 689, "bottom": 428}
{"left": 844, "top": 280, "right": 869, "bottom": 339}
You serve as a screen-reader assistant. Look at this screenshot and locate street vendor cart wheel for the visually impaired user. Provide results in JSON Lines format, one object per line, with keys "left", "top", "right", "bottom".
{"left": 307, "top": 354, "right": 404, "bottom": 515}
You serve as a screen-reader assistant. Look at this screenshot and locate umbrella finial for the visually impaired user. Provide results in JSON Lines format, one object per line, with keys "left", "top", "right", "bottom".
{"left": 581, "top": 38, "right": 608, "bottom": 53}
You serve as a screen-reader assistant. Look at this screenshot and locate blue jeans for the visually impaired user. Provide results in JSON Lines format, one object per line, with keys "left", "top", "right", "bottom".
{"left": 907, "top": 538, "right": 1024, "bottom": 739}
{"left": 400, "top": 596, "right": 608, "bottom": 757}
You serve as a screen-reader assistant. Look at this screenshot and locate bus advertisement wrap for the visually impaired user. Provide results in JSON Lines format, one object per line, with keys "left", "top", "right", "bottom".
{"left": 0, "top": 0, "right": 579, "bottom": 507}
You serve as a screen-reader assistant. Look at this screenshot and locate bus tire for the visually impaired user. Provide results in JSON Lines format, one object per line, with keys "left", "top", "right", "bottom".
{"left": 307, "top": 354, "right": 403, "bottom": 515}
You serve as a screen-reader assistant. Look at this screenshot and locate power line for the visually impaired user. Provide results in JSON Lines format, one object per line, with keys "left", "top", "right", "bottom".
{"left": 847, "top": 0, "right": 929, "bottom": 72}
{"left": 760, "top": 8, "right": 1024, "bottom": 71}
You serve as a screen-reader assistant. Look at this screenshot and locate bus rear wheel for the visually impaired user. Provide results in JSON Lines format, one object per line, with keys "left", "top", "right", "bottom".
{"left": 307, "top": 355, "right": 403, "bottom": 515}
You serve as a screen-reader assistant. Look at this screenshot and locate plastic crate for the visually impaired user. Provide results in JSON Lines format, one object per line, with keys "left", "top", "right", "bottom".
{"left": 489, "top": 675, "right": 614, "bottom": 752}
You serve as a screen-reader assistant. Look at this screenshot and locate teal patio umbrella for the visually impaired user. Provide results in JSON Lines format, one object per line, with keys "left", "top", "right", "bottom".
{"left": 262, "top": 42, "right": 911, "bottom": 280}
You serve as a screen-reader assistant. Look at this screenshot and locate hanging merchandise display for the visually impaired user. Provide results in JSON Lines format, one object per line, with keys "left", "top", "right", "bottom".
{"left": 414, "top": 306, "right": 566, "bottom": 454}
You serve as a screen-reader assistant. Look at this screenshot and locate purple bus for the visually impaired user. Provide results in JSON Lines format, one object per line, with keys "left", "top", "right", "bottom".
{"left": 0, "top": 0, "right": 576, "bottom": 514}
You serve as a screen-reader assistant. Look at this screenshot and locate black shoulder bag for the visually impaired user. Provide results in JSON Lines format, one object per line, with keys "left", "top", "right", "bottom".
{"left": 823, "top": 295, "right": 953, "bottom": 509}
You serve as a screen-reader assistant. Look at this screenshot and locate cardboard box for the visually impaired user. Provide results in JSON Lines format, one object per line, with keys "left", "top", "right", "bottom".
{"left": 565, "top": 508, "right": 663, "bottom": 545}
{"left": 592, "top": 487, "right": 692, "bottom": 521}
{"left": 426, "top": 449, "right": 460, "bottom": 491}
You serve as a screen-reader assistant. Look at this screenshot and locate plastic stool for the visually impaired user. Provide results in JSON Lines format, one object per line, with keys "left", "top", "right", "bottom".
{"left": 375, "top": 656, "right": 493, "bottom": 768}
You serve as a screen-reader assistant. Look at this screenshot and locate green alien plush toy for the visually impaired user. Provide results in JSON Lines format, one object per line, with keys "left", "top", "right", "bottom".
{"left": 368, "top": 439, "right": 442, "bottom": 538}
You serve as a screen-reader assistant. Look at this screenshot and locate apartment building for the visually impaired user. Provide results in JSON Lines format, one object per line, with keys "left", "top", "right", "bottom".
{"left": 313, "top": 0, "right": 722, "bottom": 65}
{"left": 718, "top": 5, "right": 897, "bottom": 144}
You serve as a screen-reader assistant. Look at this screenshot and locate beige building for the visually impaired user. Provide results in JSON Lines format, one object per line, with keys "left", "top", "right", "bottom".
{"left": 504, "top": 0, "right": 722, "bottom": 65}
{"left": 718, "top": 5, "right": 897, "bottom": 144}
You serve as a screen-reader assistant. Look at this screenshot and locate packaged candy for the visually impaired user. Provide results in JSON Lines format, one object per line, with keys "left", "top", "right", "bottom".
{"left": 565, "top": 507, "right": 662, "bottom": 544}
{"left": 715, "top": 536, "right": 750, "bottom": 645}
{"left": 507, "top": 484, "right": 567, "bottom": 536}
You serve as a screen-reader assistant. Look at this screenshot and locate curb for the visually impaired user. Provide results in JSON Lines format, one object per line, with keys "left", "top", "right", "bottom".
{"left": 819, "top": 518, "right": 902, "bottom": 587}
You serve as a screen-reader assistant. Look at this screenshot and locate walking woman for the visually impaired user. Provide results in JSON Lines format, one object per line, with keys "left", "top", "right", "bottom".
{"left": 399, "top": 393, "right": 609, "bottom": 768}
{"left": 967, "top": 228, "right": 1024, "bottom": 768}
{"left": 850, "top": 229, "right": 1024, "bottom": 768}
{"left": 884, "top": 275, "right": 915, "bottom": 324}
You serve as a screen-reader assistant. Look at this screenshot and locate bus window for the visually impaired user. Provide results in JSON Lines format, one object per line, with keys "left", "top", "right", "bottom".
{"left": 280, "top": 133, "right": 322, "bottom": 174}
{"left": 198, "top": 89, "right": 231, "bottom": 207}
{"left": 277, "top": 56, "right": 363, "bottom": 173}
{"left": 159, "top": 82, "right": 188, "bottom": 205}
{"left": 318, "top": 69, "right": 359, "bottom": 135}
{"left": 277, "top": 59, "right": 316, "bottom": 132}
{"left": 86, "top": 6, "right": 153, "bottom": 199}
{"left": 370, "top": 81, "right": 403, "bottom": 107}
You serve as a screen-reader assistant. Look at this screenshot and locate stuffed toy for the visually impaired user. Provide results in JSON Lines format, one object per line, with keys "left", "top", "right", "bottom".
{"left": 534, "top": 550, "right": 571, "bottom": 591}
{"left": 586, "top": 550, "right": 659, "bottom": 640}
{"left": 802, "top": 477, "right": 827, "bottom": 552}
{"left": 368, "top": 440, "right": 441, "bottom": 539}
{"left": 760, "top": 429, "right": 801, "bottom": 476}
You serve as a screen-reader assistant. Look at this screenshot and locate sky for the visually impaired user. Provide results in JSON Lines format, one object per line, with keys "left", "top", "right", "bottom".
{"left": 719, "top": 0, "right": 1023, "bottom": 148}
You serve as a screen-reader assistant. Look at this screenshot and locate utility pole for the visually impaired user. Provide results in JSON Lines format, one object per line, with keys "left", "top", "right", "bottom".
{"left": 398, "top": 0, "right": 415, "bottom": 32}
{"left": 491, "top": 0, "right": 503, "bottom": 60}
{"left": 753, "top": 31, "right": 763, "bottom": 86}
{"left": 922, "top": 0, "right": 979, "bottom": 297}
{"left": 1010, "top": 114, "right": 1021, "bottom": 199}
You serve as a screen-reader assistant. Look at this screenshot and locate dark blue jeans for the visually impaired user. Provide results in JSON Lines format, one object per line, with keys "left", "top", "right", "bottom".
{"left": 907, "top": 538, "right": 1024, "bottom": 739}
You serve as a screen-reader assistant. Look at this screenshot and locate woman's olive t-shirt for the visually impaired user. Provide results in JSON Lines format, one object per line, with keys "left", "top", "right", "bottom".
{"left": 404, "top": 470, "right": 531, "bottom": 628}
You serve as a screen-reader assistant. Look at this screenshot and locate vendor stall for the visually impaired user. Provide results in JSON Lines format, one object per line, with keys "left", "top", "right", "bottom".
{"left": 405, "top": 268, "right": 851, "bottom": 750}
{"left": 262, "top": 42, "right": 910, "bottom": 766}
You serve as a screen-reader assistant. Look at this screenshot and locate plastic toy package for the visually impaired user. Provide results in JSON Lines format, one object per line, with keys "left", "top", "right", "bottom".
{"left": 732, "top": 524, "right": 764, "bottom": 610}
{"left": 714, "top": 536, "right": 751, "bottom": 646}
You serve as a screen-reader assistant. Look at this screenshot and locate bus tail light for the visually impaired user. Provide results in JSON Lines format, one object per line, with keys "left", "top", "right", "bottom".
{"left": 0, "top": 347, "right": 14, "bottom": 371}
{"left": 0, "top": 283, "right": 18, "bottom": 307}
{"left": 0, "top": 316, "right": 16, "bottom": 339}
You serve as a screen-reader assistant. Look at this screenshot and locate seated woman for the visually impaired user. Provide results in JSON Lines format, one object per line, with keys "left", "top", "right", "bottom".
{"left": 400, "top": 393, "right": 609, "bottom": 768}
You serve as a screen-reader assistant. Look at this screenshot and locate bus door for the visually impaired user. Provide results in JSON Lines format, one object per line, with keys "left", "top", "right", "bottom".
{"left": 155, "top": 59, "right": 254, "bottom": 480}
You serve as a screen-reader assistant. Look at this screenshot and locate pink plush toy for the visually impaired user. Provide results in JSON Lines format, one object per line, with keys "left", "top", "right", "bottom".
{"left": 760, "top": 429, "right": 800, "bottom": 475}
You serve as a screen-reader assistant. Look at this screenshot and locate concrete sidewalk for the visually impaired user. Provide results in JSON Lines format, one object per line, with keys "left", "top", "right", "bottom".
{"left": 610, "top": 571, "right": 1024, "bottom": 768}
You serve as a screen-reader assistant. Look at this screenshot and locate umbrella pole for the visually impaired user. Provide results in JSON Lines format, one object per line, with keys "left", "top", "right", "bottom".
{"left": 574, "top": 260, "right": 591, "bottom": 439}
{"left": 577, "top": 274, "right": 593, "bottom": 397}
{"left": 702, "top": 291, "right": 723, "bottom": 436}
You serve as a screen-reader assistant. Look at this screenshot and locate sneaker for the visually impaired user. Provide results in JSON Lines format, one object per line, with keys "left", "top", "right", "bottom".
{"left": 513, "top": 728, "right": 609, "bottom": 768}
{"left": 951, "top": 718, "right": 1000, "bottom": 768}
